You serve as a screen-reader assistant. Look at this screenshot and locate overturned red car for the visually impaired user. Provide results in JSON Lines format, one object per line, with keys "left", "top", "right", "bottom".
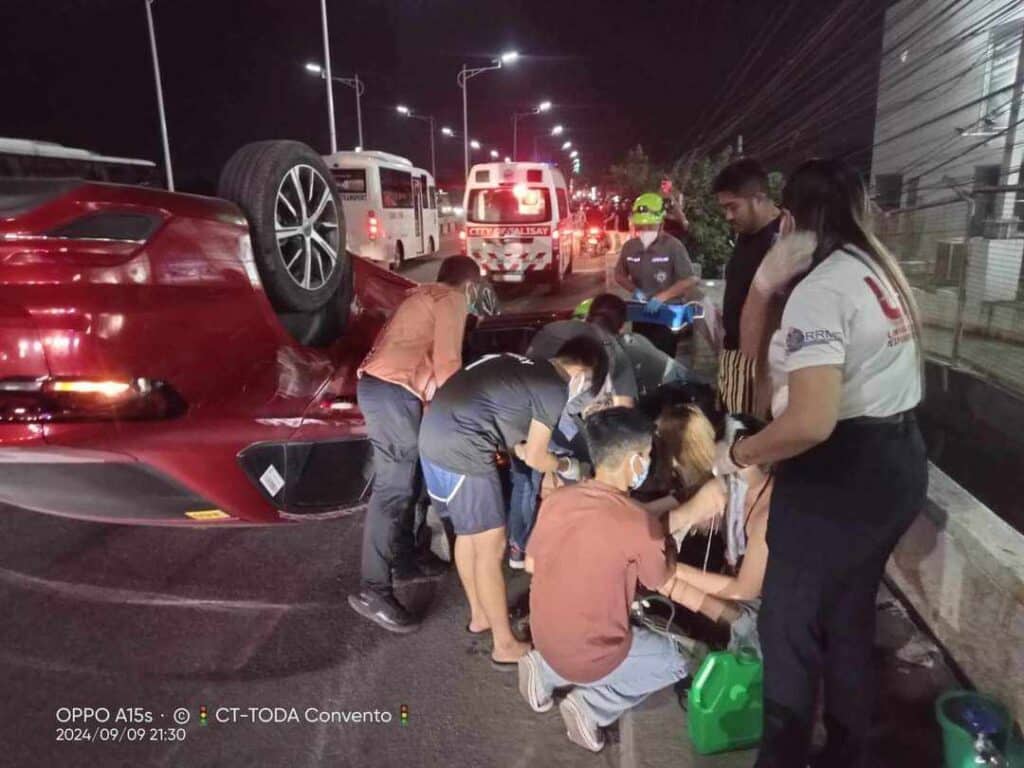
{"left": 0, "top": 141, "right": 445, "bottom": 525}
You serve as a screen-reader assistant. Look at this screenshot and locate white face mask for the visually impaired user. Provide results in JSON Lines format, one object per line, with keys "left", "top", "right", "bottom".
{"left": 629, "top": 453, "right": 651, "bottom": 490}
{"left": 638, "top": 230, "right": 659, "bottom": 249}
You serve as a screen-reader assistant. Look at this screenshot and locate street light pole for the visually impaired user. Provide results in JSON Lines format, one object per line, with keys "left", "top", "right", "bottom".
{"left": 335, "top": 74, "right": 366, "bottom": 149}
{"left": 396, "top": 107, "right": 437, "bottom": 179}
{"left": 457, "top": 52, "right": 518, "bottom": 180}
{"left": 460, "top": 68, "right": 470, "bottom": 180}
{"left": 512, "top": 100, "right": 551, "bottom": 161}
{"left": 318, "top": 0, "right": 337, "bottom": 154}
{"left": 144, "top": 0, "right": 174, "bottom": 191}
{"left": 306, "top": 64, "right": 367, "bottom": 151}
{"left": 513, "top": 115, "right": 518, "bottom": 163}
{"left": 354, "top": 74, "right": 364, "bottom": 148}
{"left": 428, "top": 115, "right": 436, "bottom": 179}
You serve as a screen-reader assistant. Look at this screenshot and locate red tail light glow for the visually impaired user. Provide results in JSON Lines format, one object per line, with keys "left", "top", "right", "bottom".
{"left": 458, "top": 229, "right": 467, "bottom": 241}
{"left": 367, "top": 211, "right": 380, "bottom": 241}
{"left": 588, "top": 227, "right": 601, "bottom": 235}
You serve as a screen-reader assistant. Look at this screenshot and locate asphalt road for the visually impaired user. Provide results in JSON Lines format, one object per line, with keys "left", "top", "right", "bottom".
{"left": 0, "top": 237, "right": 951, "bottom": 768}
{"left": 0, "top": 238, "right": 746, "bottom": 768}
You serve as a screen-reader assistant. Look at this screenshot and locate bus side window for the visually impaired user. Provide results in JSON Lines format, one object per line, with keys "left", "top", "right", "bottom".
{"left": 427, "top": 186, "right": 437, "bottom": 209}
{"left": 380, "top": 167, "right": 413, "bottom": 209}
{"left": 556, "top": 189, "right": 568, "bottom": 220}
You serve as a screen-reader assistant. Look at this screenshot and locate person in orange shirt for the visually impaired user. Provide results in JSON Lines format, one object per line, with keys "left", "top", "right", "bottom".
{"left": 348, "top": 255, "right": 484, "bottom": 634}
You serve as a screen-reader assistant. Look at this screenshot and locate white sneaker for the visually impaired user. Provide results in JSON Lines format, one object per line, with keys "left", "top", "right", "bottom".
{"left": 559, "top": 691, "right": 605, "bottom": 752}
{"left": 517, "top": 652, "right": 553, "bottom": 713}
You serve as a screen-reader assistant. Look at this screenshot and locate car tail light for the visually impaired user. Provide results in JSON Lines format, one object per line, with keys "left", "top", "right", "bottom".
{"left": 459, "top": 228, "right": 467, "bottom": 254}
{"left": 458, "top": 229, "right": 467, "bottom": 241}
{"left": 588, "top": 226, "right": 601, "bottom": 235}
{"left": 0, "top": 377, "right": 186, "bottom": 423}
{"left": 367, "top": 211, "right": 380, "bottom": 241}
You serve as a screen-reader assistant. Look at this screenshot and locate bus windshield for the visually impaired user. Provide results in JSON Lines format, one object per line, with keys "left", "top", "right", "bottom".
{"left": 467, "top": 186, "right": 551, "bottom": 224}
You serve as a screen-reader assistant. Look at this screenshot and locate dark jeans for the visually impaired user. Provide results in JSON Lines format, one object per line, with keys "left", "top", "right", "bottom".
{"left": 356, "top": 375, "right": 422, "bottom": 596}
{"left": 508, "top": 457, "right": 541, "bottom": 554}
{"left": 632, "top": 321, "right": 677, "bottom": 358}
{"left": 755, "top": 416, "right": 927, "bottom": 768}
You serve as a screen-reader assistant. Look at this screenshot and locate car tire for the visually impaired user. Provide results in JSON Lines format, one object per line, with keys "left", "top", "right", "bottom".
{"left": 217, "top": 140, "right": 347, "bottom": 313}
{"left": 394, "top": 240, "right": 405, "bottom": 270}
{"left": 428, "top": 236, "right": 436, "bottom": 255}
{"left": 276, "top": 275, "right": 354, "bottom": 347}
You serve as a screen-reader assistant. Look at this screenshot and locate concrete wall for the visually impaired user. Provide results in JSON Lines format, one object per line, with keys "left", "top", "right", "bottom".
{"left": 887, "top": 464, "right": 1024, "bottom": 725}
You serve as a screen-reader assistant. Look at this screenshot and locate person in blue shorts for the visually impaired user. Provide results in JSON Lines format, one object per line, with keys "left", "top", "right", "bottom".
{"left": 419, "top": 338, "right": 606, "bottom": 668}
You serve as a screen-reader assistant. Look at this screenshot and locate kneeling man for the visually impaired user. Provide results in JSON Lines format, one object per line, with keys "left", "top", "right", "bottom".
{"left": 519, "top": 407, "right": 690, "bottom": 752}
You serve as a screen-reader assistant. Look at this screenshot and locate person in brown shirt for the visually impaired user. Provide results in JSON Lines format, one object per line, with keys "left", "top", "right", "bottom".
{"left": 348, "top": 255, "right": 483, "bottom": 635}
{"left": 518, "top": 407, "right": 725, "bottom": 753}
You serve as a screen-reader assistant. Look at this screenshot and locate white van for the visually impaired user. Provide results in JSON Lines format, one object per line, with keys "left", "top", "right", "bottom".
{"left": 462, "top": 162, "right": 575, "bottom": 290}
{"left": 324, "top": 150, "right": 440, "bottom": 269}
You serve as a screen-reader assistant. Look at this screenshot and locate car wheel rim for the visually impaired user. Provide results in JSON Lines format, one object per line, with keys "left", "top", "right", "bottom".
{"left": 274, "top": 164, "right": 340, "bottom": 292}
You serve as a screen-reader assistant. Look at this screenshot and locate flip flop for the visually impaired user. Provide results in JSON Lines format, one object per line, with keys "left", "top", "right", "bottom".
{"left": 466, "top": 623, "right": 489, "bottom": 635}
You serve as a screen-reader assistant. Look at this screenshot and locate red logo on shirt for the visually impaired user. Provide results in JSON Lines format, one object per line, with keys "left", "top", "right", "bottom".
{"left": 863, "top": 276, "right": 902, "bottom": 320}
{"left": 864, "top": 276, "right": 913, "bottom": 347}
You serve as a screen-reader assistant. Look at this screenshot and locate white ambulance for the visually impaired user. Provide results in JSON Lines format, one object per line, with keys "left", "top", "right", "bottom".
{"left": 461, "top": 162, "right": 575, "bottom": 291}
{"left": 324, "top": 150, "right": 439, "bottom": 269}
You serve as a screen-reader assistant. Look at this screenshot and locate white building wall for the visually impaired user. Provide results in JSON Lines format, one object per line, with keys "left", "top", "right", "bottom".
{"left": 872, "top": 1, "right": 1023, "bottom": 208}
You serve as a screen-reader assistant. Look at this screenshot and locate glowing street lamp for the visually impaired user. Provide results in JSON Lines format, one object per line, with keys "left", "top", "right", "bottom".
{"left": 561, "top": 141, "right": 572, "bottom": 150}
{"left": 394, "top": 105, "right": 436, "bottom": 178}
{"left": 512, "top": 98, "right": 553, "bottom": 161}
{"left": 458, "top": 49, "right": 519, "bottom": 179}
{"left": 551, "top": 125, "right": 564, "bottom": 136}
{"left": 304, "top": 61, "right": 365, "bottom": 152}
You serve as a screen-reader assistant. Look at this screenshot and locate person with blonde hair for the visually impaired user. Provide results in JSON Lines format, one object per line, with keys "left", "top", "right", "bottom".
{"left": 656, "top": 402, "right": 716, "bottom": 492}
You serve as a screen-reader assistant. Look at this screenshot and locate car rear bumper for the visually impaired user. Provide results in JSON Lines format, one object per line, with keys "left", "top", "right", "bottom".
{"left": 0, "top": 448, "right": 237, "bottom": 526}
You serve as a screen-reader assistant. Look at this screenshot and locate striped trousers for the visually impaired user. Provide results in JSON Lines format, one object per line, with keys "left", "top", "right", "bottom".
{"left": 717, "top": 348, "right": 757, "bottom": 416}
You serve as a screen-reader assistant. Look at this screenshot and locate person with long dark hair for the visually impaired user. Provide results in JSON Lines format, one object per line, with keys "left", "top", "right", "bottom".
{"left": 715, "top": 158, "right": 928, "bottom": 767}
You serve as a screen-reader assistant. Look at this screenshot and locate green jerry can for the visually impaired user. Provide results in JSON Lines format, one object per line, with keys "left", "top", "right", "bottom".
{"left": 687, "top": 649, "right": 764, "bottom": 755}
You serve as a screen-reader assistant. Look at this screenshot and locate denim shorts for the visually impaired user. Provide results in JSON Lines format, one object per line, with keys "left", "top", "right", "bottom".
{"left": 421, "top": 458, "right": 505, "bottom": 535}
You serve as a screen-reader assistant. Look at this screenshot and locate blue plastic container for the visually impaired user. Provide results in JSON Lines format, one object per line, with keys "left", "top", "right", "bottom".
{"left": 626, "top": 300, "right": 703, "bottom": 331}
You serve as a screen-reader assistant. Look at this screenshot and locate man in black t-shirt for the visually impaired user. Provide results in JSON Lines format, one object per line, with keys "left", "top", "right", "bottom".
{"left": 420, "top": 338, "right": 606, "bottom": 668}
{"left": 712, "top": 159, "right": 781, "bottom": 416}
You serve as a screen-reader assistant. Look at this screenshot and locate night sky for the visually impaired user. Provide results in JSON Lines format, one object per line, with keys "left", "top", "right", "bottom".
{"left": 1, "top": 0, "right": 889, "bottom": 193}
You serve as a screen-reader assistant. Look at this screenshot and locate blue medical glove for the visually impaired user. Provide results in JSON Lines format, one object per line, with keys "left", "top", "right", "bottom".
{"left": 632, "top": 289, "right": 648, "bottom": 303}
{"left": 644, "top": 297, "right": 665, "bottom": 316}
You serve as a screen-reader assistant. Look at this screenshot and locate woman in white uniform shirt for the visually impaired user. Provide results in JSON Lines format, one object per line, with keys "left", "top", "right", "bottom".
{"left": 717, "top": 159, "right": 927, "bottom": 768}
